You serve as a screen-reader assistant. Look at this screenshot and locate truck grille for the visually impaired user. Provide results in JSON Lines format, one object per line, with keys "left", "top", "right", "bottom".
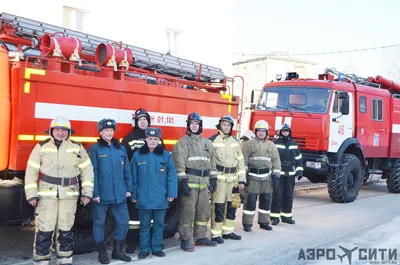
{"left": 269, "top": 134, "right": 319, "bottom": 150}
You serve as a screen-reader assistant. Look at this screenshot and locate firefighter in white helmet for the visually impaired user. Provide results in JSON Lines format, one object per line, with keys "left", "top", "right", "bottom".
{"left": 240, "top": 119, "right": 281, "bottom": 232}
{"left": 24, "top": 116, "right": 94, "bottom": 265}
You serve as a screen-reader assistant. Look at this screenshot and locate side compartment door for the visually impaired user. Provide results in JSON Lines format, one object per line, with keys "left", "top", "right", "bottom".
{"left": 328, "top": 91, "right": 354, "bottom": 153}
{"left": 355, "top": 95, "right": 370, "bottom": 156}
{"left": 368, "top": 97, "right": 390, "bottom": 157}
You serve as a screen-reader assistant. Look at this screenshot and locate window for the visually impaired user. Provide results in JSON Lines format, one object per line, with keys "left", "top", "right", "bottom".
{"left": 372, "top": 98, "right": 383, "bottom": 121}
{"left": 332, "top": 93, "right": 339, "bottom": 113}
{"left": 166, "top": 29, "right": 182, "bottom": 56}
{"left": 63, "top": 6, "right": 89, "bottom": 32}
{"left": 359, "top": 96, "right": 367, "bottom": 113}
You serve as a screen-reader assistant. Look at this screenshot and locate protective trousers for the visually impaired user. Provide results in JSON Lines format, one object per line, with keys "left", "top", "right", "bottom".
{"left": 92, "top": 202, "right": 129, "bottom": 243}
{"left": 125, "top": 199, "right": 140, "bottom": 246}
{"left": 138, "top": 209, "right": 165, "bottom": 253}
{"left": 178, "top": 181, "right": 210, "bottom": 243}
{"left": 242, "top": 179, "right": 272, "bottom": 226}
{"left": 33, "top": 197, "right": 77, "bottom": 265}
{"left": 271, "top": 176, "right": 295, "bottom": 220}
{"left": 211, "top": 181, "right": 237, "bottom": 238}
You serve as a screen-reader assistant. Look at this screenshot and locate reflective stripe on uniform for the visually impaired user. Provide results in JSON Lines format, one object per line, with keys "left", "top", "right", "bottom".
{"left": 37, "top": 191, "right": 58, "bottom": 196}
{"left": 213, "top": 143, "right": 225, "bottom": 147}
{"left": 82, "top": 181, "right": 94, "bottom": 187}
{"left": 281, "top": 171, "right": 296, "bottom": 175}
{"left": 289, "top": 145, "right": 298, "bottom": 150}
{"left": 195, "top": 221, "right": 208, "bottom": 226}
{"left": 187, "top": 156, "right": 210, "bottom": 161}
{"left": 296, "top": 167, "right": 304, "bottom": 171}
{"left": 65, "top": 148, "right": 80, "bottom": 153}
{"left": 210, "top": 170, "right": 218, "bottom": 176}
{"left": 295, "top": 154, "right": 302, "bottom": 160}
{"left": 237, "top": 169, "right": 246, "bottom": 176}
{"left": 270, "top": 212, "right": 281, "bottom": 218}
{"left": 24, "top": 183, "right": 38, "bottom": 190}
{"left": 243, "top": 210, "right": 255, "bottom": 215}
{"left": 40, "top": 148, "right": 57, "bottom": 153}
{"left": 230, "top": 143, "right": 239, "bottom": 148}
{"left": 250, "top": 157, "right": 271, "bottom": 161}
{"left": 222, "top": 226, "right": 235, "bottom": 233}
{"left": 248, "top": 172, "right": 271, "bottom": 178}
{"left": 217, "top": 175, "right": 238, "bottom": 181}
{"left": 128, "top": 140, "right": 144, "bottom": 145}
{"left": 27, "top": 160, "right": 40, "bottom": 169}
{"left": 273, "top": 169, "right": 281, "bottom": 174}
{"left": 79, "top": 159, "right": 91, "bottom": 169}
{"left": 66, "top": 191, "right": 79, "bottom": 196}
{"left": 281, "top": 212, "right": 293, "bottom": 218}
{"left": 188, "top": 183, "right": 208, "bottom": 189}
{"left": 177, "top": 172, "right": 186, "bottom": 177}
{"left": 275, "top": 144, "right": 286, "bottom": 149}
{"left": 258, "top": 209, "right": 270, "bottom": 214}
{"left": 211, "top": 229, "right": 222, "bottom": 237}
{"left": 237, "top": 155, "right": 244, "bottom": 160}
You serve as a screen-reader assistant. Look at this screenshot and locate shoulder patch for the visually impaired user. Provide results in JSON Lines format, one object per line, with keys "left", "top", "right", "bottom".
{"left": 39, "top": 138, "right": 51, "bottom": 146}
{"left": 209, "top": 134, "right": 218, "bottom": 142}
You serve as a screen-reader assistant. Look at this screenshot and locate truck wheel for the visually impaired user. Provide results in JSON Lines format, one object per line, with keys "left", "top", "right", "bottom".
{"left": 72, "top": 202, "right": 116, "bottom": 254}
{"left": 328, "top": 154, "right": 363, "bottom": 203}
{"left": 386, "top": 162, "right": 400, "bottom": 193}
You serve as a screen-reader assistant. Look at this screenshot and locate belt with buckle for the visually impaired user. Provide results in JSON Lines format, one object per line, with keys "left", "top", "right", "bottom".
{"left": 249, "top": 167, "right": 270, "bottom": 175}
{"left": 216, "top": 164, "right": 237, "bottom": 174}
{"left": 185, "top": 168, "right": 210, "bottom": 177}
{"left": 41, "top": 174, "right": 79, "bottom": 186}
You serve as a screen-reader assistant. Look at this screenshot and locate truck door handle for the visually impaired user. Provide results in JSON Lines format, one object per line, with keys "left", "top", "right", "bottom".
{"left": 380, "top": 128, "right": 385, "bottom": 132}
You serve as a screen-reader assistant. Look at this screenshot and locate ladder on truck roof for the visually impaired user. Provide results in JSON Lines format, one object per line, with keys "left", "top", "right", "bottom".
{"left": 0, "top": 12, "right": 227, "bottom": 83}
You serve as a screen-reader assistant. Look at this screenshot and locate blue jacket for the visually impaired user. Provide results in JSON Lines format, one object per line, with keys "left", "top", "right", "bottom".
{"left": 88, "top": 138, "right": 133, "bottom": 204}
{"left": 132, "top": 144, "right": 178, "bottom": 210}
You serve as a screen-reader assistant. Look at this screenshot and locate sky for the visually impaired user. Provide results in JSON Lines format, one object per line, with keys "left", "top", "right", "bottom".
{"left": 232, "top": 0, "right": 400, "bottom": 79}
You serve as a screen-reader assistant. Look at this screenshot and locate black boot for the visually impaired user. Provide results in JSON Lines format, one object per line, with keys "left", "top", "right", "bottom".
{"left": 111, "top": 240, "right": 132, "bottom": 262}
{"left": 125, "top": 243, "right": 136, "bottom": 254}
{"left": 138, "top": 252, "right": 150, "bottom": 259}
{"left": 260, "top": 223, "right": 273, "bottom": 231}
{"left": 212, "top": 236, "right": 224, "bottom": 244}
{"left": 222, "top": 232, "right": 242, "bottom": 240}
{"left": 181, "top": 240, "right": 195, "bottom": 252}
{"left": 195, "top": 238, "right": 217, "bottom": 247}
{"left": 282, "top": 218, "right": 296, "bottom": 224}
{"left": 243, "top": 224, "right": 252, "bottom": 232}
{"left": 97, "top": 242, "right": 110, "bottom": 264}
{"left": 271, "top": 219, "right": 280, "bottom": 226}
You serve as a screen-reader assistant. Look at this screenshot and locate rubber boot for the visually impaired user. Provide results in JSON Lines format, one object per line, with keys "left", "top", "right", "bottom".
{"left": 111, "top": 240, "right": 132, "bottom": 262}
{"left": 125, "top": 243, "right": 136, "bottom": 254}
{"left": 282, "top": 218, "right": 296, "bottom": 224}
{"left": 243, "top": 224, "right": 252, "bottom": 232}
{"left": 260, "top": 223, "right": 273, "bottom": 231}
{"left": 271, "top": 219, "right": 280, "bottom": 226}
{"left": 181, "top": 240, "right": 195, "bottom": 252}
{"left": 97, "top": 242, "right": 110, "bottom": 264}
{"left": 222, "top": 232, "right": 242, "bottom": 240}
{"left": 195, "top": 238, "right": 217, "bottom": 247}
{"left": 212, "top": 236, "right": 224, "bottom": 244}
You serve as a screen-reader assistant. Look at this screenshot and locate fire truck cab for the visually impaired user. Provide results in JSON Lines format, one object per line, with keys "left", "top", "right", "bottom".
{"left": 248, "top": 68, "right": 400, "bottom": 203}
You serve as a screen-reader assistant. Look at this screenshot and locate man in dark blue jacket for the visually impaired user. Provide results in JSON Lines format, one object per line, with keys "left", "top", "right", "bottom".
{"left": 88, "top": 118, "right": 133, "bottom": 264}
{"left": 131, "top": 127, "right": 178, "bottom": 259}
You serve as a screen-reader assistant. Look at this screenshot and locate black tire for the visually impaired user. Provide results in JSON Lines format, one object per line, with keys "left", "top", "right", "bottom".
{"left": 328, "top": 154, "right": 363, "bottom": 203}
{"left": 72, "top": 201, "right": 116, "bottom": 255}
{"left": 386, "top": 162, "right": 400, "bottom": 193}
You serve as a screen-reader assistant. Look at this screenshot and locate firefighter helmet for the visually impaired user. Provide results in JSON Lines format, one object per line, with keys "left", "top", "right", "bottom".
{"left": 97, "top": 118, "right": 117, "bottom": 132}
{"left": 254, "top": 120, "right": 269, "bottom": 130}
{"left": 50, "top": 116, "right": 72, "bottom": 130}
{"left": 280, "top": 123, "right": 291, "bottom": 131}
{"left": 133, "top": 108, "right": 151, "bottom": 128}
{"left": 240, "top": 130, "right": 255, "bottom": 141}
{"left": 219, "top": 114, "right": 234, "bottom": 126}
{"left": 186, "top": 112, "right": 203, "bottom": 135}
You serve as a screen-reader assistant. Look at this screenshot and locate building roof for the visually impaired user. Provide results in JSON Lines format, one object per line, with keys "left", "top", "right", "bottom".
{"left": 233, "top": 55, "right": 317, "bottom": 66}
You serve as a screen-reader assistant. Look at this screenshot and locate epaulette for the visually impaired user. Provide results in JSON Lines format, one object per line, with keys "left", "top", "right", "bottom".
{"left": 39, "top": 138, "right": 51, "bottom": 146}
{"left": 209, "top": 134, "right": 218, "bottom": 142}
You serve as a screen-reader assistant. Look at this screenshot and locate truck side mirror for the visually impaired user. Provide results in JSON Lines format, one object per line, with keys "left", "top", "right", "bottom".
{"left": 250, "top": 103, "right": 256, "bottom": 110}
{"left": 340, "top": 98, "right": 350, "bottom": 115}
{"left": 250, "top": 90, "right": 255, "bottom": 103}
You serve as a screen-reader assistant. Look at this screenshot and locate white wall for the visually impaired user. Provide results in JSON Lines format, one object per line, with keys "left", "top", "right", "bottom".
{"left": 1, "top": 0, "right": 232, "bottom": 77}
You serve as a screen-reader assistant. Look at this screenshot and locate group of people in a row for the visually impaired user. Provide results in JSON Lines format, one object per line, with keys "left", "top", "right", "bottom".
{"left": 24, "top": 108, "right": 303, "bottom": 265}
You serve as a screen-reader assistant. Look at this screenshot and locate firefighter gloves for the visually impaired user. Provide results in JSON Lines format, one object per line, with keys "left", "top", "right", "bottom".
{"left": 209, "top": 179, "right": 217, "bottom": 193}
{"left": 180, "top": 178, "right": 191, "bottom": 196}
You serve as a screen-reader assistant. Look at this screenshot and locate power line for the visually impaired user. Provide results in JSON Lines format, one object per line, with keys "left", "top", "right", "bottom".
{"left": 232, "top": 44, "right": 400, "bottom": 57}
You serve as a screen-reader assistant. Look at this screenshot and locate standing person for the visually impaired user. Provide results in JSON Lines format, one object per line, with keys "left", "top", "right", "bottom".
{"left": 241, "top": 120, "right": 281, "bottom": 232}
{"left": 172, "top": 112, "right": 218, "bottom": 252}
{"left": 271, "top": 123, "right": 303, "bottom": 225}
{"left": 209, "top": 114, "right": 246, "bottom": 243}
{"left": 131, "top": 128, "right": 178, "bottom": 259}
{"left": 88, "top": 119, "right": 133, "bottom": 264}
{"left": 121, "top": 108, "right": 150, "bottom": 254}
{"left": 24, "top": 116, "right": 94, "bottom": 265}
{"left": 239, "top": 130, "right": 255, "bottom": 204}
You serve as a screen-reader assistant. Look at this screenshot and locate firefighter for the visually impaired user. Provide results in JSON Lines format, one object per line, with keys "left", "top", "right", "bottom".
{"left": 121, "top": 108, "right": 150, "bottom": 254}
{"left": 239, "top": 130, "right": 255, "bottom": 204}
{"left": 88, "top": 118, "right": 133, "bottom": 264}
{"left": 241, "top": 120, "right": 281, "bottom": 232}
{"left": 131, "top": 127, "right": 178, "bottom": 259}
{"left": 209, "top": 114, "right": 246, "bottom": 243}
{"left": 271, "top": 123, "right": 303, "bottom": 225}
{"left": 172, "top": 112, "right": 218, "bottom": 252}
{"left": 24, "top": 116, "right": 94, "bottom": 265}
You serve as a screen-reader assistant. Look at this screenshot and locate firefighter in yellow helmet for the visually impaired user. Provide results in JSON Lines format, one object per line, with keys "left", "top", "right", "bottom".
{"left": 241, "top": 119, "right": 281, "bottom": 232}
{"left": 24, "top": 116, "right": 94, "bottom": 265}
{"left": 209, "top": 114, "right": 246, "bottom": 243}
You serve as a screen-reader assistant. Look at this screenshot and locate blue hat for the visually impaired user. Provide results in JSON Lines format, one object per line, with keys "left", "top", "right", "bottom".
{"left": 145, "top": 127, "right": 162, "bottom": 138}
{"left": 97, "top": 118, "right": 117, "bottom": 132}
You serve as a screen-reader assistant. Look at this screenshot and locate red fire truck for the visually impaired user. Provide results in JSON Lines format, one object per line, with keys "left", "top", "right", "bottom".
{"left": 0, "top": 13, "right": 243, "bottom": 252}
{"left": 248, "top": 68, "right": 400, "bottom": 203}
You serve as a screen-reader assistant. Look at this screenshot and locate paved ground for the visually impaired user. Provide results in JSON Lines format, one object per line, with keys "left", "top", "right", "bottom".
{"left": 1, "top": 180, "right": 399, "bottom": 265}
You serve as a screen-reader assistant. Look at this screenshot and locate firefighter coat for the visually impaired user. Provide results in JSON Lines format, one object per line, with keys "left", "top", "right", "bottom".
{"left": 24, "top": 137, "right": 94, "bottom": 201}
{"left": 209, "top": 130, "right": 246, "bottom": 183}
{"left": 241, "top": 137, "right": 281, "bottom": 181}
{"left": 274, "top": 137, "right": 304, "bottom": 177}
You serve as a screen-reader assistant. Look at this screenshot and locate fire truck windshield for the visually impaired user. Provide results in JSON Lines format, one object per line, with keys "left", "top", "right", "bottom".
{"left": 257, "top": 86, "right": 331, "bottom": 114}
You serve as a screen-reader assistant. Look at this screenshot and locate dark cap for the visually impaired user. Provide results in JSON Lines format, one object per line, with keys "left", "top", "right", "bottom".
{"left": 145, "top": 127, "right": 162, "bottom": 138}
